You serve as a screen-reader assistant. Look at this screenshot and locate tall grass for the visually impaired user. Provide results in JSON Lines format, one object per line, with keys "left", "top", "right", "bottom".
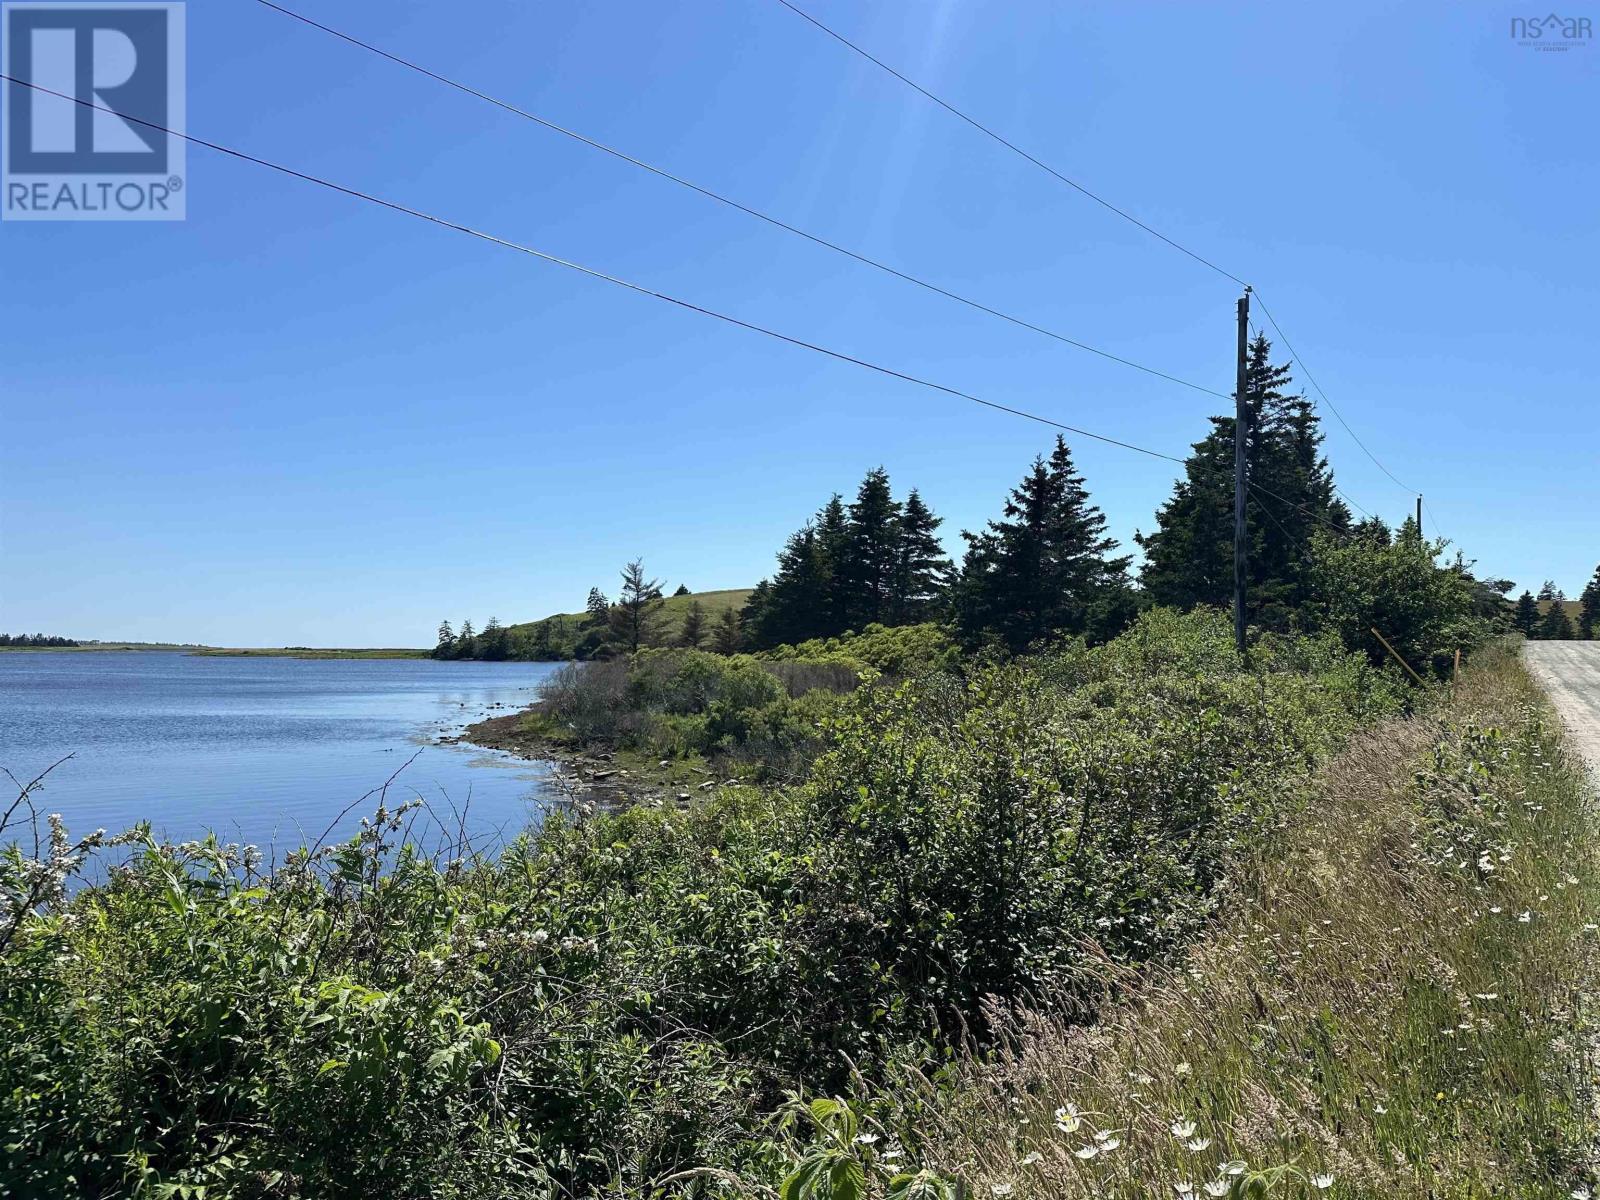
{"left": 845, "top": 644, "right": 1600, "bottom": 1199}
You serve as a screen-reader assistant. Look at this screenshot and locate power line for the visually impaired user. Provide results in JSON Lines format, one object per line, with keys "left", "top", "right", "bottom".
{"left": 251, "top": 0, "right": 1228, "bottom": 402}
{"left": 1250, "top": 291, "right": 1417, "bottom": 497}
{"left": 1247, "top": 479, "right": 1356, "bottom": 542}
{"left": 772, "top": 0, "right": 1431, "bottom": 522}
{"left": 0, "top": 73, "right": 1188, "bottom": 467}
{"left": 769, "top": 0, "right": 1249, "bottom": 289}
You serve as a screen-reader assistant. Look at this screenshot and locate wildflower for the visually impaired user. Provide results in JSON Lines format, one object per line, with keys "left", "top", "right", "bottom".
{"left": 1518, "top": 911, "right": 1532, "bottom": 923}
{"left": 1174, "top": 1184, "right": 1195, "bottom": 1197}
{"left": 1020, "top": 1152, "right": 1041, "bottom": 1166}
{"left": 1489, "top": 906, "right": 1503, "bottom": 914}
{"left": 990, "top": 1185, "right": 1013, "bottom": 1196}
{"left": 854, "top": 1133, "right": 879, "bottom": 1146}
{"left": 1171, "top": 1119, "right": 1197, "bottom": 1140}
{"left": 1374, "top": 1104, "right": 1387, "bottom": 1114}
{"left": 1096, "top": 1135, "right": 1122, "bottom": 1153}
{"left": 1312, "top": 1174, "right": 1335, "bottom": 1190}
{"left": 1220, "top": 1161, "right": 1247, "bottom": 1177}
{"left": 1204, "top": 1184, "right": 1230, "bottom": 1198}
{"left": 882, "top": 1150, "right": 903, "bottom": 1162}
{"left": 1174, "top": 1061, "right": 1192, "bottom": 1076}
{"left": 1187, "top": 1138, "right": 1213, "bottom": 1153}
{"left": 1073, "top": 1145, "right": 1099, "bottom": 1160}
{"left": 1474, "top": 992, "right": 1498, "bottom": 1001}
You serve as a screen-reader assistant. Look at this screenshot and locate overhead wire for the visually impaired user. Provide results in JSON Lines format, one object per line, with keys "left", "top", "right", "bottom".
{"left": 770, "top": 0, "right": 1433, "bottom": 524}
{"left": 0, "top": 73, "right": 1190, "bottom": 467}
{"left": 250, "top": 0, "right": 1229, "bottom": 401}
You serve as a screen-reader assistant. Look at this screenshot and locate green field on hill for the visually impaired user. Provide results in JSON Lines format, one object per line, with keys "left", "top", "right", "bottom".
{"left": 506, "top": 587, "right": 752, "bottom": 647}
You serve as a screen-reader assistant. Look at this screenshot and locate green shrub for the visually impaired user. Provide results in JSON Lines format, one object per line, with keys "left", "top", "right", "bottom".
{"left": 0, "top": 609, "right": 1407, "bottom": 1197}
{"left": 760, "top": 623, "right": 960, "bottom": 676}
{"left": 1308, "top": 532, "right": 1495, "bottom": 677}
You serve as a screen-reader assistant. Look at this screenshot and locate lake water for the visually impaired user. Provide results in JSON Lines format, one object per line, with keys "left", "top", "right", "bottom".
{"left": 0, "top": 652, "right": 566, "bottom": 860}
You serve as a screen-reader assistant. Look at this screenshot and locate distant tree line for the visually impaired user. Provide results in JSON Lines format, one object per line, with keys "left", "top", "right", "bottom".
{"left": 1512, "top": 568, "right": 1600, "bottom": 640}
{"left": 743, "top": 334, "right": 1405, "bottom": 654}
{"left": 435, "top": 335, "right": 1511, "bottom": 668}
{"left": 434, "top": 562, "right": 743, "bottom": 662}
{"left": 0, "top": 633, "right": 78, "bottom": 647}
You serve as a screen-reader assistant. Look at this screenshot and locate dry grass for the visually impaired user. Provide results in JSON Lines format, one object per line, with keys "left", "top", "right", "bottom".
{"left": 874, "top": 645, "right": 1600, "bottom": 1198}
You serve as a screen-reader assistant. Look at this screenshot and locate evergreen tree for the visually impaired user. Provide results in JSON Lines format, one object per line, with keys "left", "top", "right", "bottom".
{"left": 1540, "top": 600, "right": 1575, "bottom": 641}
{"left": 840, "top": 467, "right": 903, "bottom": 628}
{"left": 433, "top": 620, "right": 454, "bottom": 659}
{"left": 889, "top": 488, "right": 951, "bottom": 623}
{"left": 1580, "top": 566, "right": 1600, "bottom": 639}
{"left": 679, "top": 599, "right": 707, "bottom": 649}
{"left": 584, "top": 588, "right": 610, "bottom": 626}
{"left": 672, "top": 584, "right": 691, "bottom": 597}
{"left": 609, "top": 559, "right": 666, "bottom": 653}
{"left": 1513, "top": 590, "right": 1540, "bottom": 637}
{"left": 743, "top": 524, "right": 827, "bottom": 648}
{"left": 480, "top": 617, "right": 509, "bottom": 661}
{"left": 1538, "top": 580, "right": 1563, "bottom": 602}
{"left": 712, "top": 607, "right": 743, "bottom": 655}
{"left": 743, "top": 494, "right": 851, "bottom": 648}
{"left": 456, "top": 619, "right": 476, "bottom": 660}
{"left": 1138, "top": 334, "right": 1347, "bottom": 627}
{"left": 955, "top": 437, "right": 1131, "bottom": 652}
{"left": 1352, "top": 516, "right": 1392, "bottom": 546}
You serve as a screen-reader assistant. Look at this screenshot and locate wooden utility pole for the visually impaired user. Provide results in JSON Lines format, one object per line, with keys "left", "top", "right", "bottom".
{"left": 1233, "top": 287, "right": 1251, "bottom": 656}
{"left": 1416, "top": 495, "right": 1423, "bottom": 535}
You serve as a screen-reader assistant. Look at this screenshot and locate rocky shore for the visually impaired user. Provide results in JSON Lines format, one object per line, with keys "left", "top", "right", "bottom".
{"left": 457, "top": 710, "right": 730, "bottom": 810}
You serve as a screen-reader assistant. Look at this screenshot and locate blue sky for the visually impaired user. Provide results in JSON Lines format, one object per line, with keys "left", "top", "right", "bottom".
{"left": 2, "top": 1, "right": 1595, "bottom": 646}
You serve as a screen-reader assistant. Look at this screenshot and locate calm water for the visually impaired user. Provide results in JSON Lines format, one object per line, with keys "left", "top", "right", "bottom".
{"left": 0, "top": 652, "right": 566, "bottom": 859}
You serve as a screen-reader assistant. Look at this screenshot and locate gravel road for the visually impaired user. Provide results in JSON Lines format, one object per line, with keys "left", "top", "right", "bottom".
{"left": 1524, "top": 642, "right": 1600, "bottom": 776}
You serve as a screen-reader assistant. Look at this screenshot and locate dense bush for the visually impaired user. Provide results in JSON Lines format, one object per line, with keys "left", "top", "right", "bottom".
{"left": 757, "top": 622, "right": 960, "bottom": 676}
{"left": 0, "top": 610, "right": 1410, "bottom": 1198}
{"left": 533, "top": 648, "right": 856, "bottom": 766}
{"left": 1307, "top": 531, "right": 1496, "bottom": 677}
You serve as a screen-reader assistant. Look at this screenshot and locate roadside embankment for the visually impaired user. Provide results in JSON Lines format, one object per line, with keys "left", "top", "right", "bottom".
{"left": 848, "top": 642, "right": 1600, "bottom": 1198}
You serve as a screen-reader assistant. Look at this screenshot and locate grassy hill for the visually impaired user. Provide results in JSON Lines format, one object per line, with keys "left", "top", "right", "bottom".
{"left": 505, "top": 587, "right": 753, "bottom": 656}
{"left": 1537, "top": 598, "right": 1583, "bottom": 622}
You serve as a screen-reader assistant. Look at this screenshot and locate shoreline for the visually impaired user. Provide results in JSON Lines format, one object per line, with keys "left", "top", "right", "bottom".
{"left": 459, "top": 709, "right": 727, "bottom": 810}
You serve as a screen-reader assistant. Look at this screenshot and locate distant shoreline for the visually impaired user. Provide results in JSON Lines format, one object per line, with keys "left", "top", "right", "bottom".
{"left": 0, "top": 644, "right": 430, "bottom": 659}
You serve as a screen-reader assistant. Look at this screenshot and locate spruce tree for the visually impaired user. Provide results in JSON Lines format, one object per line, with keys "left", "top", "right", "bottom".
{"left": 889, "top": 488, "right": 951, "bottom": 623}
{"left": 584, "top": 588, "right": 609, "bottom": 626}
{"left": 1137, "top": 334, "right": 1347, "bottom": 626}
{"left": 712, "top": 607, "right": 743, "bottom": 654}
{"left": 456, "top": 619, "right": 476, "bottom": 660}
{"left": 481, "top": 617, "right": 508, "bottom": 661}
{"left": 679, "top": 599, "right": 707, "bottom": 649}
{"left": 1351, "top": 517, "right": 1391, "bottom": 546}
{"left": 609, "top": 559, "right": 666, "bottom": 653}
{"left": 1513, "top": 590, "right": 1540, "bottom": 637}
{"left": 1580, "top": 566, "right": 1600, "bottom": 639}
{"left": 840, "top": 467, "right": 903, "bottom": 628}
{"left": 1539, "top": 592, "right": 1575, "bottom": 641}
{"left": 955, "top": 437, "right": 1131, "bottom": 652}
